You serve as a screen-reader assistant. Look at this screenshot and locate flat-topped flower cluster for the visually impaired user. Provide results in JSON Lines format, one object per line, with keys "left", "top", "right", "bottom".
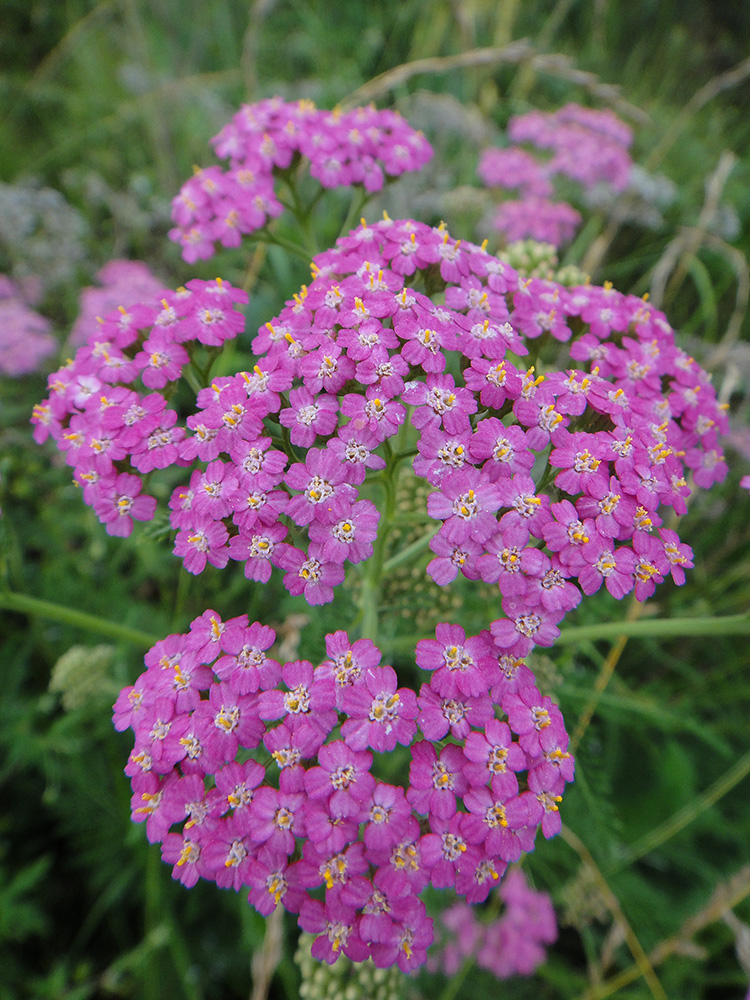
{"left": 479, "top": 103, "right": 634, "bottom": 247}
{"left": 34, "top": 215, "right": 728, "bottom": 658}
{"left": 0, "top": 275, "right": 57, "bottom": 376}
{"left": 169, "top": 97, "right": 433, "bottom": 263}
{"left": 431, "top": 869, "right": 557, "bottom": 979}
{"left": 116, "top": 612, "right": 572, "bottom": 970}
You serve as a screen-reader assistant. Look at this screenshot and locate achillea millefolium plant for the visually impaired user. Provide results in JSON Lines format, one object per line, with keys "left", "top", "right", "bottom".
{"left": 32, "top": 96, "right": 732, "bottom": 979}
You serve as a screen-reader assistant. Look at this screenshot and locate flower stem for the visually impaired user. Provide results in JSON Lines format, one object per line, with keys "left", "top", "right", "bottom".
{"left": 0, "top": 590, "right": 160, "bottom": 648}
{"left": 359, "top": 571, "right": 380, "bottom": 644}
{"left": 561, "top": 825, "right": 668, "bottom": 1000}
{"left": 382, "top": 525, "right": 438, "bottom": 575}
{"left": 339, "top": 186, "right": 371, "bottom": 238}
{"left": 611, "top": 747, "right": 750, "bottom": 872}
{"left": 569, "top": 594, "right": 642, "bottom": 753}
{"left": 437, "top": 956, "right": 474, "bottom": 1000}
{"left": 254, "top": 230, "right": 312, "bottom": 262}
{"left": 557, "top": 610, "right": 750, "bottom": 645}
{"left": 357, "top": 442, "right": 400, "bottom": 643}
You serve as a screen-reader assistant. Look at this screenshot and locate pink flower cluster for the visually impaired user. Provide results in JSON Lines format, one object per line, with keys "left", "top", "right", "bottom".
{"left": 35, "top": 216, "right": 729, "bottom": 641}
{"left": 478, "top": 103, "right": 634, "bottom": 247}
{"left": 0, "top": 275, "right": 57, "bottom": 376}
{"left": 31, "top": 277, "right": 248, "bottom": 537}
{"left": 431, "top": 869, "right": 557, "bottom": 979}
{"left": 492, "top": 197, "right": 581, "bottom": 247}
{"left": 508, "top": 104, "right": 633, "bottom": 191}
{"left": 169, "top": 97, "right": 433, "bottom": 263}
{"left": 115, "top": 612, "right": 572, "bottom": 971}
{"left": 170, "top": 218, "right": 725, "bottom": 639}
{"left": 70, "top": 260, "right": 165, "bottom": 347}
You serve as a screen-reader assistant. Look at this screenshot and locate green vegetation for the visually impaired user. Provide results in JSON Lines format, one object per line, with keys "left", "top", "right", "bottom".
{"left": 2, "top": 2, "right": 750, "bottom": 998}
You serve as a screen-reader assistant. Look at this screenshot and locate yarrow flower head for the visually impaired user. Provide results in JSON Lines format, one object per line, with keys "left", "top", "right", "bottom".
{"left": 479, "top": 103, "right": 634, "bottom": 248}
{"left": 429, "top": 869, "right": 558, "bottom": 979}
{"left": 0, "top": 276, "right": 57, "bottom": 376}
{"left": 35, "top": 208, "right": 728, "bottom": 654}
{"left": 32, "top": 276, "right": 249, "bottom": 536}
{"left": 115, "top": 616, "right": 572, "bottom": 970}
{"left": 168, "top": 97, "right": 433, "bottom": 262}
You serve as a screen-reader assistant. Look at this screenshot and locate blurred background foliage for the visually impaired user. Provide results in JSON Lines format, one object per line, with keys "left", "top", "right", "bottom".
{"left": 1, "top": 1, "right": 750, "bottom": 998}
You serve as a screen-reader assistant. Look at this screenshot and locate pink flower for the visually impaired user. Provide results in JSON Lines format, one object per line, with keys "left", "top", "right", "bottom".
{"left": 92, "top": 472, "right": 156, "bottom": 537}
{"left": 341, "top": 667, "right": 418, "bottom": 752}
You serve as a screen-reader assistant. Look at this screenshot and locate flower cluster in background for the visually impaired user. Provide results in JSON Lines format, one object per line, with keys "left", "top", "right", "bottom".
{"left": 0, "top": 259, "right": 166, "bottom": 377}
{"left": 430, "top": 869, "right": 557, "bottom": 979}
{"left": 0, "top": 275, "right": 57, "bottom": 376}
{"left": 115, "top": 613, "right": 571, "bottom": 971}
{"left": 478, "top": 103, "right": 634, "bottom": 247}
{"left": 497, "top": 238, "right": 588, "bottom": 285}
{"left": 69, "top": 259, "right": 165, "bottom": 347}
{"left": 169, "top": 97, "right": 434, "bottom": 262}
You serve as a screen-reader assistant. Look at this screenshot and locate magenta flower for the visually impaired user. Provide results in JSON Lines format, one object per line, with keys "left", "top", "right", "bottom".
{"left": 319, "top": 632, "right": 381, "bottom": 709}
{"left": 246, "top": 849, "right": 307, "bottom": 915}
{"left": 247, "top": 786, "right": 306, "bottom": 855}
{"left": 213, "top": 620, "right": 279, "bottom": 694}
{"left": 406, "top": 742, "right": 468, "bottom": 821}
{"left": 284, "top": 448, "right": 358, "bottom": 527}
{"left": 463, "top": 719, "right": 527, "bottom": 797}
{"left": 299, "top": 898, "right": 369, "bottom": 965}
{"left": 191, "top": 682, "right": 264, "bottom": 767}
{"left": 276, "top": 544, "right": 345, "bottom": 605}
{"left": 341, "top": 667, "right": 418, "bottom": 752}
{"left": 258, "top": 660, "right": 337, "bottom": 751}
{"left": 417, "top": 685, "right": 493, "bottom": 741}
{"left": 490, "top": 600, "right": 564, "bottom": 657}
{"left": 502, "top": 684, "right": 568, "bottom": 758}
{"left": 462, "top": 785, "right": 533, "bottom": 862}
{"left": 427, "top": 468, "right": 503, "bottom": 545}
{"left": 161, "top": 831, "right": 209, "bottom": 888}
{"left": 426, "top": 534, "right": 483, "bottom": 586}
{"left": 362, "top": 782, "right": 412, "bottom": 853}
{"left": 279, "top": 387, "right": 339, "bottom": 447}
{"left": 659, "top": 527, "right": 693, "bottom": 585}
{"left": 92, "top": 472, "right": 157, "bottom": 537}
{"left": 308, "top": 499, "right": 379, "bottom": 564}
{"left": 174, "top": 520, "right": 230, "bottom": 575}
{"left": 304, "top": 741, "right": 375, "bottom": 808}
{"left": 415, "top": 624, "right": 495, "bottom": 698}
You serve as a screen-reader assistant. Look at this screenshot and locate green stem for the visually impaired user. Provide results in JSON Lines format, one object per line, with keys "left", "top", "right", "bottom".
{"left": 339, "top": 186, "right": 372, "bottom": 238}
{"left": 0, "top": 590, "right": 160, "bottom": 648}
{"left": 359, "top": 571, "right": 380, "bottom": 643}
{"left": 184, "top": 362, "right": 204, "bottom": 395}
{"left": 143, "top": 842, "right": 163, "bottom": 1000}
{"left": 611, "top": 747, "right": 750, "bottom": 872}
{"left": 254, "top": 230, "right": 312, "bottom": 262}
{"left": 556, "top": 611, "right": 750, "bottom": 645}
{"left": 357, "top": 446, "right": 399, "bottom": 643}
{"left": 276, "top": 172, "right": 321, "bottom": 257}
{"left": 374, "top": 610, "right": 750, "bottom": 659}
{"left": 438, "top": 955, "right": 474, "bottom": 1000}
{"left": 382, "top": 525, "right": 438, "bottom": 574}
